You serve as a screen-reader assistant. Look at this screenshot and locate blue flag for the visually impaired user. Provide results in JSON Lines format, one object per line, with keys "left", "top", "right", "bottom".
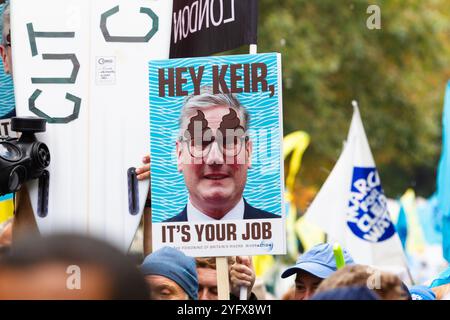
{"left": 430, "top": 266, "right": 450, "bottom": 288}
{"left": 417, "top": 194, "right": 442, "bottom": 245}
{"left": 443, "top": 216, "right": 450, "bottom": 262}
{"left": 437, "top": 81, "right": 450, "bottom": 262}
{"left": 396, "top": 202, "right": 408, "bottom": 250}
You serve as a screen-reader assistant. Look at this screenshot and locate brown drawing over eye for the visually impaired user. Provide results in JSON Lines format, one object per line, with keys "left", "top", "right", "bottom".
{"left": 184, "top": 110, "right": 212, "bottom": 140}
{"left": 218, "top": 108, "right": 245, "bottom": 138}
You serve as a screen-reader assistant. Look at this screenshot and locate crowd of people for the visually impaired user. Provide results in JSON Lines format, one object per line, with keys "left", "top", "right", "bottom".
{"left": 1, "top": 232, "right": 449, "bottom": 300}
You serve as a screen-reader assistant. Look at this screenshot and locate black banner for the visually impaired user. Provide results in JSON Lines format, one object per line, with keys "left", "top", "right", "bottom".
{"left": 170, "top": 0, "right": 258, "bottom": 58}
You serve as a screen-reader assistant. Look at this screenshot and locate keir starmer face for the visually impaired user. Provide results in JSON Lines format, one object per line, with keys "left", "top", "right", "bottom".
{"left": 176, "top": 105, "right": 252, "bottom": 219}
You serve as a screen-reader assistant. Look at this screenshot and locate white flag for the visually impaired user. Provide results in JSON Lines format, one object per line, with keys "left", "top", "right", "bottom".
{"left": 305, "top": 102, "right": 412, "bottom": 283}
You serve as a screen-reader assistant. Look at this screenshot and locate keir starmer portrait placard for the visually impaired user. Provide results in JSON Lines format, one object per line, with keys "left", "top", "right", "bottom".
{"left": 149, "top": 53, "right": 285, "bottom": 257}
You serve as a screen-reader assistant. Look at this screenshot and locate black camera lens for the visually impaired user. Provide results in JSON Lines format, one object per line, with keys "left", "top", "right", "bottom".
{"left": 8, "top": 166, "right": 26, "bottom": 192}
{"left": 0, "top": 142, "right": 21, "bottom": 161}
{"left": 32, "top": 142, "right": 51, "bottom": 169}
{"left": 8, "top": 170, "right": 20, "bottom": 191}
{"left": 1, "top": 117, "right": 50, "bottom": 196}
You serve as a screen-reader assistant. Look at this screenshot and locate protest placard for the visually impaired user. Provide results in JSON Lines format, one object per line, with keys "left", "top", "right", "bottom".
{"left": 150, "top": 53, "right": 285, "bottom": 257}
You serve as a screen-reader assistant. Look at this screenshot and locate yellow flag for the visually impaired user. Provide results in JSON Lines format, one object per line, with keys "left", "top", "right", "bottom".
{"left": 284, "top": 131, "right": 310, "bottom": 193}
{"left": 283, "top": 131, "right": 314, "bottom": 260}
{"left": 295, "top": 215, "right": 325, "bottom": 251}
{"left": 253, "top": 255, "right": 275, "bottom": 278}
{"left": 401, "top": 188, "right": 425, "bottom": 254}
{"left": 0, "top": 196, "right": 14, "bottom": 224}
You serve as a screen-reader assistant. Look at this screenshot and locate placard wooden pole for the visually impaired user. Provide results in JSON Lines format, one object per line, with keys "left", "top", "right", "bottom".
{"left": 216, "top": 257, "right": 230, "bottom": 300}
{"left": 237, "top": 43, "right": 259, "bottom": 301}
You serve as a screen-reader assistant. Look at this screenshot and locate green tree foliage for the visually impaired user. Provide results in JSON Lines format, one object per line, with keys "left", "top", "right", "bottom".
{"left": 256, "top": 0, "right": 450, "bottom": 197}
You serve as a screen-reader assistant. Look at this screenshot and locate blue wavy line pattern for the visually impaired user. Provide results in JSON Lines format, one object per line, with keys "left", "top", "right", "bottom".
{"left": 0, "top": 3, "right": 15, "bottom": 119}
{"left": 149, "top": 53, "right": 283, "bottom": 222}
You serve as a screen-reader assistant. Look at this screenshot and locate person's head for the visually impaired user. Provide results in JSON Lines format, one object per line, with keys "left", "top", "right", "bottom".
{"left": 314, "top": 264, "right": 408, "bottom": 300}
{"left": 430, "top": 266, "right": 450, "bottom": 299}
{"left": 432, "top": 283, "right": 450, "bottom": 300}
{"left": 281, "top": 243, "right": 355, "bottom": 300}
{"left": 0, "top": 2, "right": 12, "bottom": 75}
{"left": 310, "top": 286, "right": 380, "bottom": 300}
{"left": 0, "top": 234, "right": 149, "bottom": 299}
{"left": 195, "top": 256, "right": 235, "bottom": 300}
{"left": 176, "top": 86, "right": 252, "bottom": 219}
{"left": 140, "top": 247, "right": 198, "bottom": 300}
{"left": 196, "top": 257, "right": 218, "bottom": 300}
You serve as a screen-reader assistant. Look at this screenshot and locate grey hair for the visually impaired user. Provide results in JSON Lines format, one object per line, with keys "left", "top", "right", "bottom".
{"left": 1, "top": 2, "right": 10, "bottom": 46}
{"left": 178, "top": 86, "right": 249, "bottom": 136}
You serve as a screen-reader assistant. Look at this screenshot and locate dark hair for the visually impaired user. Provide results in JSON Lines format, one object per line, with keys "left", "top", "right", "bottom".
{"left": 195, "top": 256, "right": 235, "bottom": 270}
{"left": 315, "top": 264, "right": 407, "bottom": 300}
{"left": 0, "top": 234, "right": 149, "bottom": 299}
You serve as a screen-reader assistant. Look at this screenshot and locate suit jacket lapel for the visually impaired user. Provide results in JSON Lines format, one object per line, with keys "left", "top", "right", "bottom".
{"left": 243, "top": 198, "right": 251, "bottom": 220}
{"left": 180, "top": 205, "right": 188, "bottom": 222}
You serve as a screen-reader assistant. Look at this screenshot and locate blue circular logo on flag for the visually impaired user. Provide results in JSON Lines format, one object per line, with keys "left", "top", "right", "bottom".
{"left": 346, "top": 167, "right": 396, "bottom": 242}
